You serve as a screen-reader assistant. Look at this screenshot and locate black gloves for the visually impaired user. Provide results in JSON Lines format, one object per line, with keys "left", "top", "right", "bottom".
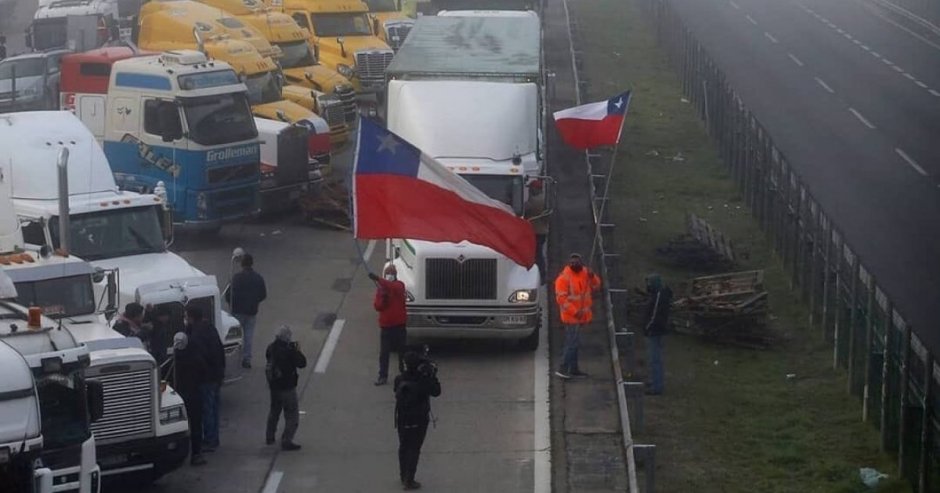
{"left": 368, "top": 272, "right": 380, "bottom": 282}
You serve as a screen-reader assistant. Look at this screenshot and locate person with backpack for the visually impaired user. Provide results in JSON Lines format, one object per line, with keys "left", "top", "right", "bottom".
{"left": 394, "top": 350, "right": 441, "bottom": 490}
{"left": 265, "top": 325, "right": 307, "bottom": 451}
{"left": 643, "top": 273, "right": 673, "bottom": 396}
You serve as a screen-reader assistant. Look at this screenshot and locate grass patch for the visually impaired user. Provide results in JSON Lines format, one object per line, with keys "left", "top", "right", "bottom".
{"left": 570, "top": 0, "right": 911, "bottom": 491}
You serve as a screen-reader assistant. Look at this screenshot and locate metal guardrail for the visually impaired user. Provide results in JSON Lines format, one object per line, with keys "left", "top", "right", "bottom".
{"left": 646, "top": 0, "right": 940, "bottom": 489}
{"left": 559, "top": 0, "right": 649, "bottom": 490}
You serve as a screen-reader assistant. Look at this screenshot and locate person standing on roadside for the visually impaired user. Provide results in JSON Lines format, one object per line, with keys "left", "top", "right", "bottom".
{"left": 145, "top": 305, "right": 174, "bottom": 375}
{"left": 171, "top": 332, "right": 208, "bottom": 466}
{"left": 185, "top": 305, "right": 225, "bottom": 452}
{"left": 113, "top": 302, "right": 147, "bottom": 339}
{"left": 524, "top": 179, "right": 549, "bottom": 282}
{"left": 265, "top": 325, "right": 307, "bottom": 451}
{"left": 369, "top": 265, "right": 408, "bottom": 386}
{"left": 225, "top": 253, "right": 267, "bottom": 369}
{"left": 394, "top": 351, "right": 441, "bottom": 490}
{"left": 643, "top": 274, "right": 673, "bottom": 396}
{"left": 553, "top": 253, "right": 601, "bottom": 379}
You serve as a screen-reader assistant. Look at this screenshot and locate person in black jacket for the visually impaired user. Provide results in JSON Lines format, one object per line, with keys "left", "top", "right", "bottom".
{"left": 144, "top": 305, "right": 174, "bottom": 376}
{"left": 185, "top": 305, "right": 225, "bottom": 451}
{"left": 171, "top": 332, "right": 208, "bottom": 466}
{"left": 643, "top": 274, "right": 673, "bottom": 396}
{"left": 393, "top": 351, "right": 441, "bottom": 490}
{"left": 225, "top": 253, "right": 267, "bottom": 369}
{"left": 113, "top": 302, "right": 147, "bottom": 339}
{"left": 265, "top": 325, "right": 307, "bottom": 451}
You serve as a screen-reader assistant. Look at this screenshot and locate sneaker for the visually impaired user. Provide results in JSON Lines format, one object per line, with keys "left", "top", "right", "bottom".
{"left": 403, "top": 480, "right": 422, "bottom": 490}
{"left": 281, "top": 442, "right": 302, "bottom": 451}
{"left": 555, "top": 370, "right": 571, "bottom": 379}
{"left": 242, "top": 360, "right": 252, "bottom": 369}
{"left": 570, "top": 370, "right": 590, "bottom": 378}
{"left": 374, "top": 376, "right": 388, "bottom": 386}
{"left": 191, "top": 455, "right": 207, "bottom": 466}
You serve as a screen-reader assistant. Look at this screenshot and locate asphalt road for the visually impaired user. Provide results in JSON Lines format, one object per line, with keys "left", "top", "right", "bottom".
{"left": 666, "top": 0, "right": 940, "bottom": 352}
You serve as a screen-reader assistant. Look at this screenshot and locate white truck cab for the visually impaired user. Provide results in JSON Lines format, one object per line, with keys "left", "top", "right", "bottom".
{"left": 0, "top": 111, "right": 246, "bottom": 382}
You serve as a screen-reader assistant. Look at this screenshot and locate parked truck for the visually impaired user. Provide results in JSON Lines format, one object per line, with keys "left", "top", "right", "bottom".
{"left": 362, "top": 0, "right": 414, "bottom": 51}
{"left": 196, "top": 0, "right": 358, "bottom": 125}
{"left": 278, "top": 0, "right": 395, "bottom": 94}
{"left": 0, "top": 111, "right": 247, "bottom": 382}
{"left": 383, "top": 14, "right": 547, "bottom": 349}
{"left": 0, "top": 274, "right": 104, "bottom": 493}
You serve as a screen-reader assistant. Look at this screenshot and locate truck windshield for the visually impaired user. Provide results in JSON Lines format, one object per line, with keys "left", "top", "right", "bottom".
{"left": 181, "top": 92, "right": 257, "bottom": 146}
{"left": 363, "top": 0, "right": 398, "bottom": 12}
{"left": 244, "top": 71, "right": 282, "bottom": 105}
{"left": 460, "top": 174, "right": 525, "bottom": 216}
{"left": 312, "top": 13, "right": 373, "bottom": 37}
{"left": 0, "top": 59, "right": 45, "bottom": 79}
{"left": 50, "top": 205, "right": 165, "bottom": 261}
{"left": 278, "top": 40, "right": 316, "bottom": 69}
{"left": 28, "top": 18, "right": 68, "bottom": 51}
{"left": 35, "top": 370, "right": 90, "bottom": 450}
{"left": 13, "top": 275, "right": 96, "bottom": 318}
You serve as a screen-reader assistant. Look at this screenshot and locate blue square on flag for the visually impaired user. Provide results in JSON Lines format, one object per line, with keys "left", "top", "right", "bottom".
{"left": 355, "top": 119, "right": 421, "bottom": 177}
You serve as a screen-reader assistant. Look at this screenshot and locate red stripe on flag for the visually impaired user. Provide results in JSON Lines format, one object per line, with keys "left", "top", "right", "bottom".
{"left": 355, "top": 174, "right": 536, "bottom": 268}
{"left": 554, "top": 114, "right": 624, "bottom": 150}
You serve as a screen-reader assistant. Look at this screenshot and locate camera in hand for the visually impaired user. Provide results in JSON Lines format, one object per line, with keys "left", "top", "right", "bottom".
{"left": 412, "top": 344, "right": 437, "bottom": 378}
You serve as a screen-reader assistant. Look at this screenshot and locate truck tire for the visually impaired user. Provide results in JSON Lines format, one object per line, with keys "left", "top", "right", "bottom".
{"left": 519, "top": 324, "right": 539, "bottom": 351}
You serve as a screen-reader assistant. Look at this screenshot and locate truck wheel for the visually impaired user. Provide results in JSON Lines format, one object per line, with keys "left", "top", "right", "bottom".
{"left": 519, "top": 325, "right": 539, "bottom": 351}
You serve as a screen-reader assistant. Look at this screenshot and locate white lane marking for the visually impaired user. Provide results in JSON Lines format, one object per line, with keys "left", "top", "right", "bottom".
{"left": 533, "top": 290, "right": 551, "bottom": 493}
{"left": 915, "top": 80, "right": 928, "bottom": 88}
{"left": 746, "top": 14, "right": 758, "bottom": 25}
{"left": 764, "top": 32, "right": 779, "bottom": 43}
{"left": 362, "top": 239, "right": 376, "bottom": 263}
{"left": 896, "top": 148, "right": 928, "bottom": 176}
{"left": 930, "top": 89, "right": 940, "bottom": 97}
{"left": 313, "top": 319, "right": 345, "bottom": 373}
{"left": 849, "top": 108, "right": 876, "bottom": 129}
{"left": 893, "top": 65, "right": 905, "bottom": 72}
{"left": 861, "top": 44, "right": 870, "bottom": 51}
{"left": 729, "top": 0, "right": 740, "bottom": 9}
{"left": 871, "top": 51, "right": 882, "bottom": 59}
{"left": 788, "top": 53, "right": 805, "bottom": 66}
{"left": 844, "top": 33, "right": 854, "bottom": 40}
{"left": 852, "top": 39, "right": 862, "bottom": 45}
{"left": 836, "top": 28, "right": 845, "bottom": 34}
{"left": 262, "top": 471, "right": 284, "bottom": 493}
{"left": 815, "top": 77, "right": 836, "bottom": 93}
{"left": 903, "top": 72, "right": 916, "bottom": 80}
{"left": 864, "top": 3, "right": 940, "bottom": 52}
{"left": 882, "top": 58, "right": 893, "bottom": 65}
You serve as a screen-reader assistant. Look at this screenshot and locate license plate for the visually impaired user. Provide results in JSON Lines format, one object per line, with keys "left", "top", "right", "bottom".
{"left": 504, "top": 315, "right": 528, "bottom": 325}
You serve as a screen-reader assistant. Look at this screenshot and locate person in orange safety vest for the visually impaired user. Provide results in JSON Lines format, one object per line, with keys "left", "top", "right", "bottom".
{"left": 554, "top": 252, "right": 601, "bottom": 379}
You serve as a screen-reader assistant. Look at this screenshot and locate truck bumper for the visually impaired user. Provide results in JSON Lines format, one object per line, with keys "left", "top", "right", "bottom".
{"left": 405, "top": 304, "right": 540, "bottom": 340}
{"left": 98, "top": 431, "right": 189, "bottom": 481}
{"left": 260, "top": 181, "right": 307, "bottom": 213}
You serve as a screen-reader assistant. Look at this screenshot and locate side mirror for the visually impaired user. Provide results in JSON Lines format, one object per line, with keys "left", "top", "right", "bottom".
{"left": 373, "top": 17, "right": 380, "bottom": 35}
{"left": 313, "top": 42, "right": 320, "bottom": 61}
{"left": 86, "top": 380, "right": 105, "bottom": 422}
{"left": 24, "top": 29, "right": 32, "bottom": 49}
{"left": 104, "top": 270, "right": 118, "bottom": 319}
{"left": 336, "top": 37, "right": 346, "bottom": 57}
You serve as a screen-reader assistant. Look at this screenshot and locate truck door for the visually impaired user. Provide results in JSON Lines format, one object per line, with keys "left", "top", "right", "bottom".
{"left": 79, "top": 95, "right": 107, "bottom": 139}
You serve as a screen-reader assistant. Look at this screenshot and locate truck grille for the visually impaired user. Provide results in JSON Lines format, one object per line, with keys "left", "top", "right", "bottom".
{"left": 386, "top": 24, "right": 413, "bottom": 51}
{"left": 425, "top": 258, "right": 497, "bottom": 300}
{"left": 334, "top": 84, "right": 357, "bottom": 123}
{"left": 355, "top": 51, "right": 394, "bottom": 82}
{"left": 210, "top": 185, "right": 258, "bottom": 217}
{"left": 320, "top": 98, "right": 345, "bottom": 129}
{"left": 207, "top": 162, "right": 259, "bottom": 184}
{"left": 89, "top": 367, "right": 154, "bottom": 443}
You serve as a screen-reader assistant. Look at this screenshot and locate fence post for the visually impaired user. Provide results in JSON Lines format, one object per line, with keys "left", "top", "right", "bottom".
{"left": 862, "top": 274, "right": 875, "bottom": 422}
{"left": 821, "top": 227, "right": 833, "bottom": 342}
{"left": 917, "top": 354, "right": 933, "bottom": 493}
{"left": 847, "top": 259, "right": 860, "bottom": 394}
{"left": 832, "top": 238, "right": 845, "bottom": 368}
{"left": 897, "top": 324, "right": 911, "bottom": 476}
{"left": 791, "top": 186, "right": 803, "bottom": 290}
{"left": 880, "top": 300, "right": 895, "bottom": 453}
{"left": 807, "top": 205, "right": 820, "bottom": 327}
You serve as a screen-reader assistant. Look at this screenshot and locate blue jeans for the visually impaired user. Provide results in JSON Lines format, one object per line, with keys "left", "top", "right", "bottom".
{"left": 235, "top": 314, "right": 256, "bottom": 363}
{"left": 560, "top": 324, "right": 582, "bottom": 373}
{"left": 201, "top": 383, "right": 221, "bottom": 447}
{"left": 648, "top": 335, "right": 664, "bottom": 393}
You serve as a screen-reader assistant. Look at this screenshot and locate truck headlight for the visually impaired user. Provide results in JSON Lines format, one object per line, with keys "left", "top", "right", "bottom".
{"left": 336, "top": 63, "right": 355, "bottom": 79}
{"left": 509, "top": 289, "right": 536, "bottom": 303}
{"left": 196, "top": 192, "right": 208, "bottom": 219}
{"left": 226, "top": 325, "right": 243, "bottom": 342}
{"left": 159, "top": 404, "right": 186, "bottom": 424}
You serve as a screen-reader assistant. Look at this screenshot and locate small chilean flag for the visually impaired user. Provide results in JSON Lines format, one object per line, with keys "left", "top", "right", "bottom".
{"left": 553, "top": 91, "right": 632, "bottom": 150}
{"left": 352, "top": 119, "right": 536, "bottom": 268}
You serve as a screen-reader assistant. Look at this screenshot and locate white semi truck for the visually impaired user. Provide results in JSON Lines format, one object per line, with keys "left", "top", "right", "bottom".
{"left": 383, "top": 14, "right": 547, "bottom": 349}
{"left": 0, "top": 111, "right": 246, "bottom": 382}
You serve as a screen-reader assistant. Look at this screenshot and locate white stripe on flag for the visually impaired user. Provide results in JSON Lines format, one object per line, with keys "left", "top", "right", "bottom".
{"left": 552, "top": 99, "right": 608, "bottom": 121}
{"left": 415, "top": 153, "right": 516, "bottom": 215}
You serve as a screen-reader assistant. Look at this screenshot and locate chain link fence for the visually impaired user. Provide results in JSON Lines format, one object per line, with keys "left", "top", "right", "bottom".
{"left": 644, "top": 0, "right": 940, "bottom": 489}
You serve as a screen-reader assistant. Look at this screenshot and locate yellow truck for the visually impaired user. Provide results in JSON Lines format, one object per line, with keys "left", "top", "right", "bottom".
{"left": 278, "top": 0, "right": 394, "bottom": 94}
{"left": 361, "top": 0, "right": 414, "bottom": 51}
{"left": 137, "top": 0, "right": 349, "bottom": 145}
{"left": 197, "top": 0, "right": 358, "bottom": 123}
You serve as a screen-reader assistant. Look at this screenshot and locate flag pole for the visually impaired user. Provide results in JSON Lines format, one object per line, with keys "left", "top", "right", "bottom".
{"left": 587, "top": 109, "right": 628, "bottom": 270}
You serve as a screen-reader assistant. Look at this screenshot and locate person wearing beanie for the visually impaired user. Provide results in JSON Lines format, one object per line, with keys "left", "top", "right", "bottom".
{"left": 265, "top": 325, "right": 307, "bottom": 451}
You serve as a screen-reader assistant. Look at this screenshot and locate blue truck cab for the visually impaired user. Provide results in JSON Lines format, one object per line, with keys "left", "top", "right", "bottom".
{"left": 100, "top": 50, "right": 261, "bottom": 227}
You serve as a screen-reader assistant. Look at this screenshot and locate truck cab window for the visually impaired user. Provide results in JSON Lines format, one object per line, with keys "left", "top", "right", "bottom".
{"left": 144, "top": 99, "right": 182, "bottom": 141}
{"left": 21, "top": 221, "right": 46, "bottom": 246}
{"left": 292, "top": 13, "right": 311, "bottom": 30}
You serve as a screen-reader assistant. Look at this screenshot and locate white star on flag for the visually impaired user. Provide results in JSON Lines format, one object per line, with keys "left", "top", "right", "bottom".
{"left": 377, "top": 134, "right": 401, "bottom": 154}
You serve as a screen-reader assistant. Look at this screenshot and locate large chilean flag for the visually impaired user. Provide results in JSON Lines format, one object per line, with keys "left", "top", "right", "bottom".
{"left": 553, "top": 91, "right": 631, "bottom": 150}
{"left": 352, "top": 119, "right": 536, "bottom": 268}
